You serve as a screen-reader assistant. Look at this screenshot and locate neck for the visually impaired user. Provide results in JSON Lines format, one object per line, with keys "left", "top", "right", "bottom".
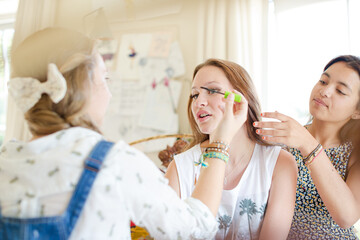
{"left": 228, "top": 126, "right": 255, "bottom": 166}
{"left": 308, "top": 118, "right": 347, "bottom": 148}
{"left": 220, "top": 126, "right": 254, "bottom": 189}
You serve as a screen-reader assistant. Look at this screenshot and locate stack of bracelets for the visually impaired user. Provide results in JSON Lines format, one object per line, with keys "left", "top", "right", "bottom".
{"left": 303, "top": 143, "right": 323, "bottom": 168}
{"left": 194, "top": 141, "right": 230, "bottom": 168}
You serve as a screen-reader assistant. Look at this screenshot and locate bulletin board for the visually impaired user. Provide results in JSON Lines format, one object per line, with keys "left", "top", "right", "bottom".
{"left": 99, "top": 28, "right": 186, "bottom": 152}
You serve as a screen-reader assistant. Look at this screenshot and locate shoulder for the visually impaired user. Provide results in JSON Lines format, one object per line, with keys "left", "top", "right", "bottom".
{"left": 255, "top": 144, "right": 282, "bottom": 170}
{"left": 0, "top": 127, "right": 104, "bottom": 160}
{"left": 273, "top": 149, "right": 298, "bottom": 177}
{"left": 174, "top": 144, "right": 201, "bottom": 164}
{"left": 173, "top": 144, "right": 201, "bottom": 177}
{"left": 107, "top": 140, "right": 155, "bottom": 170}
{"left": 277, "top": 149, "right": 297, "bottom": 165}
{"left": 257, "top": 144, "right": 281, "bottom": 157}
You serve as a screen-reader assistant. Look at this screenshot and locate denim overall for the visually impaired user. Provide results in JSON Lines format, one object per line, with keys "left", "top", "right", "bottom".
{"left": 0, "top": 140, "right": 114, "bottom": 240}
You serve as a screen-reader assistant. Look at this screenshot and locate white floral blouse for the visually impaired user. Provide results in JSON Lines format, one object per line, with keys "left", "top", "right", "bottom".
{"left": 0, "top": 127, "right": 217, "bottom": 240}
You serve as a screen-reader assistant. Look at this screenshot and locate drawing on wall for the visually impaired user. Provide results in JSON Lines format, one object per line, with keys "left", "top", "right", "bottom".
{"left": 148, "top": 32, "right": 173, "bottom": 57}
{"left": 98, "top": 39, "right": 118, "bottom": 70}
{"left": 138, "top": 77, "right": 182, "bottom": 132}
{"left": 116, "top": 33, "right": 153, "bottom": 79}
{"left": 102, "top": 31, "right": 186, "bottom": 152}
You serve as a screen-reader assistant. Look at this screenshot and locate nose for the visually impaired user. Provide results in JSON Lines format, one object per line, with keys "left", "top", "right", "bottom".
{"left": 320, "top": 85, "right": 332, "bottom": 98}
{"left": 193, "top": 93, "right": 208, "bottom": 107}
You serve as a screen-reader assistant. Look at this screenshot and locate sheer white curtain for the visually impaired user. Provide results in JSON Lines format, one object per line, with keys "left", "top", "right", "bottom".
{"left": 267, "top": 0, "right": 360, "bottom": 124}
{"left": 4, "top": 0, "right": 57, "bottom": 142}
{"left": 196, "top": 0, "right": 269, "bottom": 106}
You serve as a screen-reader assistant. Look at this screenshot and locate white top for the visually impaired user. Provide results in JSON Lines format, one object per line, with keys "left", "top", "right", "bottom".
{"left": 174, "top": 143, "right": 280, "bottom": 240}
{"left": 0, "top": 127, "right": 217, "bottom": 240}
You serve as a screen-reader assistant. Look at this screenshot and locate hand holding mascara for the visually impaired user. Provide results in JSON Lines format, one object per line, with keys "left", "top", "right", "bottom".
{"left": 224, "top": 91, "right": 241, "bottom": 103}
{"left": 200, "top": 87, "right": 242, "bottom": 103}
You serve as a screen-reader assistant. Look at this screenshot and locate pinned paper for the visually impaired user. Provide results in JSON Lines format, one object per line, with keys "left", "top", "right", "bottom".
{"left": 138, "top": 79, "right": 182, "bottom": 131}
{"left": 148, "top": 32, "right": 173, "bottom": 58}
{"left": 117, "top": 33, "right": 152, "bottom": 79}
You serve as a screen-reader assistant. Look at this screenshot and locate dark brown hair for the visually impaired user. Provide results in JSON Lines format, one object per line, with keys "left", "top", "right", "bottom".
{"left": 323, "top": 55, "right": 360, "bottom": 145}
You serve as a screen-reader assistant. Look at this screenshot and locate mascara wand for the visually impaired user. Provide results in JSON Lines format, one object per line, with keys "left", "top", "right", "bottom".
{"left": 200, "top": 87, "right": 242, "bottom": 103}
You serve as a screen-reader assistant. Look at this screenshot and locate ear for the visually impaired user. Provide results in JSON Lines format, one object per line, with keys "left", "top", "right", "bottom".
{"left": 352, "top": 110, "right": 360, "bottom": 120}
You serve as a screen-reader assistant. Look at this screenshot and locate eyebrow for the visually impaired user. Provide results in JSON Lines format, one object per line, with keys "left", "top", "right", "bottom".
{"left": 322, "top": 72, "right": 330, "bottom": 78}
{"left": 338, "top": 81, "right": 352, "bottom": 92}
{"left": 321, "top": 72, "right": 352, "bottom": 92}
{"left": 200, "top": 86, "right": 225, "bottom": 95}
{"left": 191, "top": 81, "right": 220, "bottom": 90}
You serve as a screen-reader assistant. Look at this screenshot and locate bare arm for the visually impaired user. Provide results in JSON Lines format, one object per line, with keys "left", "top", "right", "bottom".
{"left": 255, "top": 111, "right": 360, "bottom": 228}
{"left": 259, "top": 149, "right": 298, "bottom": 240}
{"left": 306, "top": 148, "right": 360, "bottom": 228}
{"left": 164, "top": 160, "right": 181, "bottom": 197}
{"left": 165, "top": 153, "right": 227, "bottom": 216}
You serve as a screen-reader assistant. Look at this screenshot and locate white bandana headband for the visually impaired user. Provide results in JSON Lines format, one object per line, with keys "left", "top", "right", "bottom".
{"left": 8, "top": 63, "right": 67, "bottom": 113}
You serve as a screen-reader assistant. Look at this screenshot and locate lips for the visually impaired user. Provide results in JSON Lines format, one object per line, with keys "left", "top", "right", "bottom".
{"left": 313, "top": 98, "right": 328, "bottom": 108}
{"left": 196, "top": 110, "right": 212, "bottom": 122}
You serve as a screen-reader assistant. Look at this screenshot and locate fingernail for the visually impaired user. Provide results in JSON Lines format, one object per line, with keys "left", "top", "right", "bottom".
{"left": 256, "top": 129, "right": 260, "bottom": 134}
{"left": 262, "top": 136, "right": 266, "bottom": 140}
{"left": 260, "top": 113, "right": 264, "bottom": 117}
{"left": 253, "top": 122, "right": 257, "bottom": 127}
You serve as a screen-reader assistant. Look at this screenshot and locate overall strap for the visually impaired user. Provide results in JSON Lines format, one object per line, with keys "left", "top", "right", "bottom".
{"left": 64, "top": 140, "right": 114, "bottom": 234}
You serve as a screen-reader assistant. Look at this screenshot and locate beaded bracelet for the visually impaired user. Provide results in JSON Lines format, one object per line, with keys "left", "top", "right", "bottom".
{"left": 205, "top": 147, "right": 230, "bottom": 157}
{"left": 203, "top": 141, "right": 230, "bottom": 151}
{"left": 212, "top": 141, "right": 230, "bottom": 150}
{"left": 194, "top": 151, "right": 229, "bottom": 168}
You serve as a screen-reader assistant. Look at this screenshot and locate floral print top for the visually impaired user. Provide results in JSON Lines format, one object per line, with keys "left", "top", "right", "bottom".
{"left": 0, "top": 127, "right": 217, "bottom": 240}
{"left": 287, "top": 142, "right": 358, "bottom": 239}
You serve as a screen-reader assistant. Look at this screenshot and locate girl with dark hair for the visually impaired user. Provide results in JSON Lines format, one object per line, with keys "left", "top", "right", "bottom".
{"left": 165, "top": 58, "right": 298, "bottom": 240}
{"left": 255, "top": 55, "right": 360, "bottom": 239}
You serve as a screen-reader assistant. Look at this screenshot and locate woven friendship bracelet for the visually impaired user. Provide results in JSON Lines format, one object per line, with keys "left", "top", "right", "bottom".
{"left": 203, "top": 151, "right": 229, "bottom": 163}
{"left": 194, "top": 151, "right": 230, "bottom": 168}
{"left": 194, "top": 154, "right": 209, "bottom": 168}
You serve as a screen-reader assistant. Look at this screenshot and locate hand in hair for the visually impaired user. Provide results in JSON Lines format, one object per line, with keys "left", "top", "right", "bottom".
{"left": 253, "top": 111, "right": 318, "bottom": 156}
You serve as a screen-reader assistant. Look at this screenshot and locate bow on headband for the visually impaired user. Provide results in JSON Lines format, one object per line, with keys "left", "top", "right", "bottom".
{"left": 8, "top": 63, "right": 67, "bottom": 113}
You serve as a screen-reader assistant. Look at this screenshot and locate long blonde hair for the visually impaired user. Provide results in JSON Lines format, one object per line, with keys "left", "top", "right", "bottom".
{"left": 11, "top": 28, "right": 101, "bottom": 136}
{"left": 187, "top": 58, "right": 270, "bottom": 148}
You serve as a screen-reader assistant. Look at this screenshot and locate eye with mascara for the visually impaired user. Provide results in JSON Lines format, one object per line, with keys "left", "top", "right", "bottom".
{"left": 200, "top": 86, "right": 224, "bottom": 95}
{"left": 200, "top": 86, "right": 242, "bottom": 102}
{"left": 208, "top": 89, "right": 218, "bottom": 94}
{"left": 190, "top": 93, "right": 199, "bottom": 99}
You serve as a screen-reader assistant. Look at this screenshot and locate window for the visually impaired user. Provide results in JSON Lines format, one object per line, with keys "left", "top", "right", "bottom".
{"left": 0, "top": 29, "right": 14, "bottom": 144}
{"left": 266, "top": 0, "right": 360, "bottom": 124}
{"left": 0, "top": 0, "right": 18, "bottom": 145}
